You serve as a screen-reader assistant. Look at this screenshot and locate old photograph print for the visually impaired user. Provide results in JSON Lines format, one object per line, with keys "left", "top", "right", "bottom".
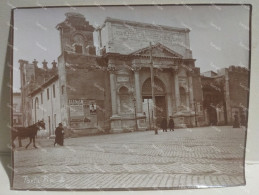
{"left": 11, "top": 5, "right": 250, "bottom": 190}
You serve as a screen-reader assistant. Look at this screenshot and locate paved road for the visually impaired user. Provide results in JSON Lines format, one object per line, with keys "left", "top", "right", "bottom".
{"left": 12, "top": 126, "right": 246, "bottom": 190}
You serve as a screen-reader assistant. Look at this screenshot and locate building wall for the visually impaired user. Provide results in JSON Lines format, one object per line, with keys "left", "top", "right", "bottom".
{"left": 13, "top": 93, "right": 23, "bottom": 127}
{"left": 13, "top": 93, "right": 22, "bottom": 113}
{"left": 56, "top": 13, "right": 110, "bottom": 134}
{"left": 100, "top": 18, "right": 192, "bottom": 58}
{"left": 19, "top": 60, "right": 35, "bottom": 126}
{"left": 65, "top": 67, "right": 108, "bottom": 132}
{"left": 58, "top": 55, "right": 70, "bottom": 128}
{"left": 201, "top": 66, "right": 249, "bottom": 126}
{"left": 31, "top": 79, "right": 61, "bottom": 137}
{"left": 227, "top": 67, "right": 249, "bottom": 124}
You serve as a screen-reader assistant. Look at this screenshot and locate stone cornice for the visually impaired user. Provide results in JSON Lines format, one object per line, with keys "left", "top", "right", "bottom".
{"left": 101, "top": 17, "right": 190, "bottom": 33}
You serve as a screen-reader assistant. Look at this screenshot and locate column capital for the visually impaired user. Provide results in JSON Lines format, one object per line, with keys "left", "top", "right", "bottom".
{"left": 171, "top": 66, "right": 179, "bottom": 74}
{"left": 131, "top": 59, "right": 141, "bottom": 72}
{"left": 107, "top": 64, "right": 116, "bottom": 73}
{"left": 132, "top": 64, "right": 141, "bottom": 72}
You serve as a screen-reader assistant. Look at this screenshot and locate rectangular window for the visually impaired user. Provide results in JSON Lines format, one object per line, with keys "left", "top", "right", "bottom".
{"left": 53, "top": 84, "right": 56, "bottom": 98}
{"left": 54, "top": 114, "right": 56, "bottom": 128}
{"left": 62, "top": 85, "right": 65, "bottom": 95}
{"left": 48, "top": 116, "right": 51, "bottom": 131}
{"left": 47, "top": 88, "right": 49, "bottom": 100}
{"left": 41, "top": 92, "right": 43, "bottom": 104}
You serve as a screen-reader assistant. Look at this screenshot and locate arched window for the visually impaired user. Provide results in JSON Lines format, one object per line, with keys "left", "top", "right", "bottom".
{"left": 180, "top": 87, "right": 187, "bottom": 107}
{"left": 72, "top": 34, "right": 84, "bottom": 54}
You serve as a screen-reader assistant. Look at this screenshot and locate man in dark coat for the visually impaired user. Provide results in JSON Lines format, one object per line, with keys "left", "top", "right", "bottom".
{"left": 54, "top": 123, "right": 64, "bottom": 146}
{"left": 240, "top": 112, "right": 246, "bottom": 127}
{"left": 168, "top": 116, "right": 174, "bottom": 131}
{"left": 160, "top": 117, "right": 167, "bottom": 132}
{"left": 233, "top": 112, "right": 240, "bottom": 128}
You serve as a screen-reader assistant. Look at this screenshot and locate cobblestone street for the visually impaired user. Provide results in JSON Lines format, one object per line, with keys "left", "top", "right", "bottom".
{"left": 12, "top": 126, "right": 246, "bottom": 190}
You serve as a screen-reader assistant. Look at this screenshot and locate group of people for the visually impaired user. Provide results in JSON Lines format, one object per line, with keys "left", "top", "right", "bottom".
{"left": 160, "top": 117, "right": 174, "bottom": 132}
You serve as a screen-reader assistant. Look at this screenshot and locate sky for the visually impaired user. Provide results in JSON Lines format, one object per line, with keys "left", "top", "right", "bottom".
{"left": 13, "top": 5, "right": 250, "bottom": 92}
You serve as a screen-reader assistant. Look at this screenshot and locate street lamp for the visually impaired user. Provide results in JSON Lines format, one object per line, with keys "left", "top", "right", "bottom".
{"left": 133, "top": 97, "right": 138, "bottom": 131}
{"left": 194, "top": 98, "right": 198, "bottom": 127}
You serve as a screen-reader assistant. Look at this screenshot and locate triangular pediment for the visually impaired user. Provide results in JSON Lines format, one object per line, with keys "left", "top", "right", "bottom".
{"left": 130, "top": 43, "right": 183, "bottom": 58}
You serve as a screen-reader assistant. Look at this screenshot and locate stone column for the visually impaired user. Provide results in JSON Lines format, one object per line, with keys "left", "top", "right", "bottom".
{"left": 188, "top": 73, "right": 194, "bottom": 110}
{"left": 185, "top": 89, "right": 190, "bottom": 111}
{"left": 173, "top": 68, "right": 181, "bottom": 111}
{"left": 108, "top": 63, "right": 117, "bottom": 116}
{"left": 167, "top": 95, "right": 173, "bottom": 117}
{"left": 132, "top": 64, "right": 142, "bottom": 114}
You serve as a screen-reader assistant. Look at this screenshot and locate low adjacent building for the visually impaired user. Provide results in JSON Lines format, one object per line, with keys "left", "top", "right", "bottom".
{"left": 12, "top": 92, "right": 23, "bottom": 127}
{"left": 201, "top": 66, "right": 249, "bottom": 126}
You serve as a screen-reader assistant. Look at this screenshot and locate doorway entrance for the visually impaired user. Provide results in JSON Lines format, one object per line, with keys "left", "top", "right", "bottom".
{"left": 142, "top": 77, "right": 167, "bottom": 128}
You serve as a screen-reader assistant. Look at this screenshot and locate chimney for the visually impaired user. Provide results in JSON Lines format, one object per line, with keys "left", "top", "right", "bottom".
{"left": 42, "top": 59, "right": 48, "bottom": 70}
{"left": 51, "top": 60, "right": 57, "bottom": 69}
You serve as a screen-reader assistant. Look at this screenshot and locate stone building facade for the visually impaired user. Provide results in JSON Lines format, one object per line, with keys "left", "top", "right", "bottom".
{"left": 18, "top": 13, "right": 249, "bottom": 136}
{"left": 19, "top": 59, "right": 60, "bottom": 136}
{"left": 56, "top": 13, "right": 111, "bottom": 135}
{"left": 96, "top": 17, "right": 205, "bottom": 130}
{"left": 201, "top": 66, "right": 249, "bottom": 126}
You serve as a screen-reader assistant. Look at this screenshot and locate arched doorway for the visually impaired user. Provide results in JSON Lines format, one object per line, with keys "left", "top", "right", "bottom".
{"left": 142, "top": 77, "right": 167, "bottom": 128}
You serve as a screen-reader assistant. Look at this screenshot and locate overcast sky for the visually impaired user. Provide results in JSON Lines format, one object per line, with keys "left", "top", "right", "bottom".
{"left": 13, "top": 5, "right": 250, "bottom": 92}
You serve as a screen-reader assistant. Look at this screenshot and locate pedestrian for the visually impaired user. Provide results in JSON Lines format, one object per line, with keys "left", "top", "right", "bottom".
{"left": 240, "top": 112, "right": 246, "bottom": 127}
{"left": 54, "top": 123, "right": 64, "bottom": 146}
{"left": 160, "top": 117, "right": 167, "bottom": 132}
{"left": 168, "top": 116, "right": 174, "bottom": 131}
{"left": 233, "top": 112, "right": 240, "bottom": 128}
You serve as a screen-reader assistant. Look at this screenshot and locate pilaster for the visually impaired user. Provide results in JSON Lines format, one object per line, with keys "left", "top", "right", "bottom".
{"left": 172, "top": 67, "right": 181, "bottom": 111}
{"left": 108, "top": 61, "right": 118, "bottom": 117}
{"left": 132, "top": 62, "right": 142, "bottom": 114}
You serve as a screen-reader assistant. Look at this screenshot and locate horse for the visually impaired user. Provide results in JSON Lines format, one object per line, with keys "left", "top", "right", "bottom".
{"left": 12, "top": 120, "right": 45, "bottom": 149}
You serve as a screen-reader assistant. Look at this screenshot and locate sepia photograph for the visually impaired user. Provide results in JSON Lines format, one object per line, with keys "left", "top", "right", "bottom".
{"left": 11, "top": 4, "right": 250, "bottom": 190}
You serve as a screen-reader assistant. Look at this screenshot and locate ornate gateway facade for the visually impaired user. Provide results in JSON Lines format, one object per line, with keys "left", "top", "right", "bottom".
{"left": 95, "top": 17, "right": 205, "bottom": 131}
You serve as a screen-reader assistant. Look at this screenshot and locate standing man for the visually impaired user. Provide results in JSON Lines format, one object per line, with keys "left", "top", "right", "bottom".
{"left": 233, "top": 112, "right": 240, "bottom": 128}
{"left": 160, "top": 117, "right": 167, "bottom": 132}
{"left": 54, "top": 123, "right": 64, "bottom": 146}
{"left": 240, "top": 112, "right": 246, "bottom": 127}
{"left": 168, "top": 116, "right": 175, "bottom": 131}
